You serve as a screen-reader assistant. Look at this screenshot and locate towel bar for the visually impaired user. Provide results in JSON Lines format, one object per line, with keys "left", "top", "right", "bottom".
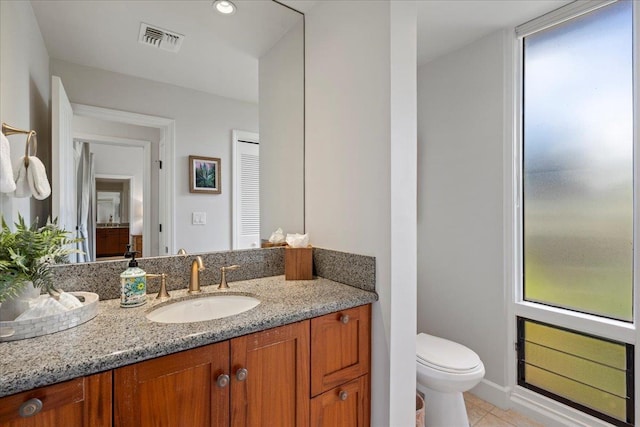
{"left": 1, "top": 123, "right": 37, "bottom": 166}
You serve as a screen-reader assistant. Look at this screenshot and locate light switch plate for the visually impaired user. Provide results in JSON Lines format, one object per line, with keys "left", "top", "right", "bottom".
{"left": 192, "top": 212, "right": 206, "bottom": 225}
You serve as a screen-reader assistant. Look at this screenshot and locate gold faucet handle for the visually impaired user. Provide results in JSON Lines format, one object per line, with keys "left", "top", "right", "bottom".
{"left": 219, "top": 265, "right": 240, "bottom": 290}
{"left": 147, "top": 273, "right": 170, "bottom": 300}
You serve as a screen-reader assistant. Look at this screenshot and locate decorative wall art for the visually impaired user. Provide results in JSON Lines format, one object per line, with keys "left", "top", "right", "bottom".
{"left": 189, "top": 155, "right": 221, "bottom": 194}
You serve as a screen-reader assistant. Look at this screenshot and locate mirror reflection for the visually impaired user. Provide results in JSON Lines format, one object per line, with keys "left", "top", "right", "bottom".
{"left": 0, "top": 0, "right": 305, "bottom": 262}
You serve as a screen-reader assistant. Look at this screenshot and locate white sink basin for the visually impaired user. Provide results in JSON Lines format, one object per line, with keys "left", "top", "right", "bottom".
{"left": 146, "top": 295, "right": 260, "bottom": 324}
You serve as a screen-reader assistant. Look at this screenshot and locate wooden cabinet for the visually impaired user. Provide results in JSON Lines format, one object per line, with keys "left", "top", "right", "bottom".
{"left": 96, "top": 227, "right": 130, "bottom": 257}
{"left": 114, "top": 320, "right": 310, "bottom": 427}
{"left": 310, "top": 375, "right": 369, "bottom": 427}
{"left": 114, "top": 342, "right": 229, "bottom": 427}
{"left": 231, "top": 321, "right": 309, "bottom": 427}
{"left": 310, "top": 305, "right": 370, "bottom": 396}
{"left": 131, "top": 235, "right": 143, "bottom": 256}
{"left": 0, "top": 305, "right": 370, "bottom": 427}
{"left": 0, "top": 372, "right": 112, "bottom": 427}
{"left": 310, "top": 304, "right": 371, "bottom": 427}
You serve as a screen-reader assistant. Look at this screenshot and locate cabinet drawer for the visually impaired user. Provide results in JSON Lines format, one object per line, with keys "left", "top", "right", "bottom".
{"left": 0, "top": 372, "right": 112, "bottom": 427}
{"left": 310, "top": 304, "right": 370, "bottom": 396}
{"left": 310, "top": 375, "right": 369, "bottom": 427}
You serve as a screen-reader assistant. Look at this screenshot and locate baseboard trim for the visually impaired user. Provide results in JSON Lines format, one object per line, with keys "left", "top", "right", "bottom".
{"left": 510, "top": 387, "right": 615, "bottom": 427}
{"left": 469, "top": 379, "right": 511, "bottom": 409}
{"left": 468, "top": 381, "right": 614, "bottom": 427}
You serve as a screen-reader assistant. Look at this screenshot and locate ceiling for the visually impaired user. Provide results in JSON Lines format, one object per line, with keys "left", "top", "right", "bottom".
{"left": 30, "top": 0, "right": 303, "bottom": 104}
{"left": 417, "top": 0, "right": 573, "bottom": 65}
{"left": 30, "top": 0, "right": 573, "bottom": 102}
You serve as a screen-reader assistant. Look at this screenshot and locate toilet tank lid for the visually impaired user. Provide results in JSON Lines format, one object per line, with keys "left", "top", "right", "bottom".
{"left": 416, "top": 333, "right": 481, "bottom": 371}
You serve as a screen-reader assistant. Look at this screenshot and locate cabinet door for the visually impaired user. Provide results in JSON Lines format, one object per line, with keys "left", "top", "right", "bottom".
{"left": 310, "top": 304, "right": 371, "bottom": 396}
{"left": 0, "top": 371, "right": 112, "bottom": 427}
{"left": 310, "top": 375, "right": 369, "bottom": 427}
{"left": 118, "top": 228, "right": 130, "bottom": 252}
{"left": 114, "top": 342, "right": 230, "bottom": 427}
{"left": 231, "top": 320, "right": 310, "bottom": 427}
{"left": 95, "top": 229, "right": 108, "bottom": 257}
{"left": 105, "top": 231, "right": 118, "bottom": 256}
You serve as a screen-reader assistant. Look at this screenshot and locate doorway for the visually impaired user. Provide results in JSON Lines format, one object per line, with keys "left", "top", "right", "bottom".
{"left": 52, "top": 75, "right": 175, "bottom": 258}
{"left": 76, "top": 136, "right": 151, "bottom": 259}
{"left": 95, "top": 176, "right": 134, "bottom": 260}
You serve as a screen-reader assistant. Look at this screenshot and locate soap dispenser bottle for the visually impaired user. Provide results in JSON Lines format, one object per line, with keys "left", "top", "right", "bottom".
{"left": 120, "top": 245, "right": 147, "bottom": 308}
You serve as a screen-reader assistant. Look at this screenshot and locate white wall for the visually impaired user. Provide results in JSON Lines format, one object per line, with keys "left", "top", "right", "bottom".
{"left": 389, "top": 2, "right": 418, "bottom": 424}
{"left": 306, "top": 2, "right": 417, "bottom": 425}
{"left": 259, "top": 19, "right": 305, "bottom": 239}
{"left": 417, "top": 30, "right": 509, "bottom": 395}
{"left": 0, "top": 1, "right": 51, "bottom": 227}
{"left": 50, "top": 59, "right": 258, "bottom": 253}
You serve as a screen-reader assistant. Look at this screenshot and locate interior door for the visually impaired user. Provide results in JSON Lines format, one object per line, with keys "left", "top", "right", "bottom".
{"left": 232, "top": 131, "right": 260, "bottom": 249}
{"left": 51, "top": 76, "right": 76, "bottom": 240}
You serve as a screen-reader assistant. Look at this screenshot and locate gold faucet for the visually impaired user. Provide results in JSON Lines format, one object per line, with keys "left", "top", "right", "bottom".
{"left": 189, "top": 256, "right": 205, "bottom": 294}
{"left": 147, "top": 273, "right": 170, "bottom": 301}
{"left": 219, "top": 265, "right": 240, "bottom": 290}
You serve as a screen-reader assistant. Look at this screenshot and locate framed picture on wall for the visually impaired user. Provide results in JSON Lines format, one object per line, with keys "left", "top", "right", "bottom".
{"left": 189, "top": 155, "right": 221, "bottom": 194}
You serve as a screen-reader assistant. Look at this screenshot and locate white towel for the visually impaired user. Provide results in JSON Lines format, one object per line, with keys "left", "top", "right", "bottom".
{"left": 0, "top": 133, "right": 16, "bottom": 193}
{"left": 13, "top": 156, "right": 50, "bottom": 199}
{"left": 13, "top": 158, "right": 30, "bottom": 198}
{"left": 26, "top": 156, "right": 51, "bottom": 200}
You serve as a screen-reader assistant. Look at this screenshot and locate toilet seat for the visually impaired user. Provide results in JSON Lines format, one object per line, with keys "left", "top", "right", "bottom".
{"left": 416, "top": 333, "right": 481, "bottom": 374}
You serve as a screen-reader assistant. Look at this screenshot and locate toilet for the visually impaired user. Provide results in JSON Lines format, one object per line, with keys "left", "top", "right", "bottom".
{"left": 416, "top": 333, "right": 485, "bottom": 427}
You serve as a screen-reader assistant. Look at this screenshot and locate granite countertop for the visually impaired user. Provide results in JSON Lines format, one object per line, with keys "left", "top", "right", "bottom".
{"left": 0, "top": 276, "right": 377, "bottom": 398}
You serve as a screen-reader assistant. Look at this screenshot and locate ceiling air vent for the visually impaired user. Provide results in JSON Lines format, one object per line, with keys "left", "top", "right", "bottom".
{"left": 138, "top": 23, "right": 184, "bottom": 53}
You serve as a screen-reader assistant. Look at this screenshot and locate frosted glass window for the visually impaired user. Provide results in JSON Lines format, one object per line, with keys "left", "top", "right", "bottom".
{"left": 523, "top": 1, "right": 633, "bottom": 321}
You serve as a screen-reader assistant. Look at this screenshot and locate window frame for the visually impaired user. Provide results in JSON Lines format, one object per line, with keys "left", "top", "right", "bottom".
{"left": 508, "top": 0, "right": 640, "bottom": 424}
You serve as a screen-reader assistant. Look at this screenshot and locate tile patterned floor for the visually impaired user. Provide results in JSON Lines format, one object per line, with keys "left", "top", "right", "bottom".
{"left": 464, "top": 392, "right": 545, "bottom": 427}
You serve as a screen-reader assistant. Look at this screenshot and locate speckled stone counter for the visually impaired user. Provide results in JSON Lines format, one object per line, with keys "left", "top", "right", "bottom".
{"left": 50, "top": 246, "right": 377, "bottom": 299}
{"left": 0, "top": 276, "right": 377, "bottom": 398}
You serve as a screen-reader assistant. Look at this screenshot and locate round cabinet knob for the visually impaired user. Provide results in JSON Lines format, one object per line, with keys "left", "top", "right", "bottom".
{"left": 236, "top": 368, "right": 248, "bottom": 382}
{"left": 19, "top": 398, "right": 43, "bottom": 418}
{"left": 340, "top": 314, "right": 350, "bottom": 324}
{"left": 339, "top": 391, "right": 348, "bottom": 401}
{"left": 216, "top": 374, "right": 230, "bottom": 388}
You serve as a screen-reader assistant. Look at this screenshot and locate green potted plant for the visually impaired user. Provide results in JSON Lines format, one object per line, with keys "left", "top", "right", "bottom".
{"left": 0, "top": 215, "right": 80, "bottom": 308}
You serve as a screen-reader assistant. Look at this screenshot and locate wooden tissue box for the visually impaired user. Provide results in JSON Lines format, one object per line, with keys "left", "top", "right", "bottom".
{"left": 285, "top": 245, "right": 313, "bottom": 280}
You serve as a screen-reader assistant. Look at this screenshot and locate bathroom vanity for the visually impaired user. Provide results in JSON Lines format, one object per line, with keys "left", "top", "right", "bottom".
{"left": 0, "top": 275, "right": 375, "bottom": 427}
{"left": 95, "top": 226, "right": 130, "bottom": 258}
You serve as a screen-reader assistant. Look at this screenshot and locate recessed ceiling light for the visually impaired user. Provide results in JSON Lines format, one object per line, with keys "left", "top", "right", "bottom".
{"left": 213, "top": 0, "right": 236, "bottom": 15}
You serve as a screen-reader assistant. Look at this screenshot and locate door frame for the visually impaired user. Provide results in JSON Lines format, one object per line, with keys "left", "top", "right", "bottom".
{"left": 72, "top": 103, "right": 175, "bottom": 256}
{"left": 79, "top": 135, "right": 150, "bottom": 258}
{"left": 231, "top": 130, "right": 259, "bottom": 250}
{"left": 94, "top": 173, "right": 134, "bottom": 257}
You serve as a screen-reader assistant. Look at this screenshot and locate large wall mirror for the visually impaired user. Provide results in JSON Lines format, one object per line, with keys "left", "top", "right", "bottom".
{"left": 1, "top": 0, "right": 304, "bottom": 262}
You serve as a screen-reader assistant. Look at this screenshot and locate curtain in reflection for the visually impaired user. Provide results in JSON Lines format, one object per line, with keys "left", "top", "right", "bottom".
{"left": 76, "top": 142, "right": 95, "bottom": 262}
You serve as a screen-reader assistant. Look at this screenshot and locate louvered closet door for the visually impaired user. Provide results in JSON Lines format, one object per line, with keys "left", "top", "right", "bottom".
{"left": 235, "top": 140, "right": 260, "bottom": 249}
